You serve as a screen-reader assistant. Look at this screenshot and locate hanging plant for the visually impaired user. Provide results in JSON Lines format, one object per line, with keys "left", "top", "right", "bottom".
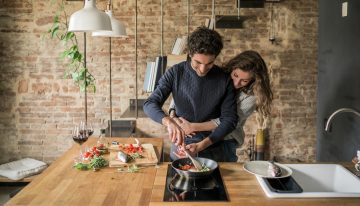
{"left": 47, "top": 0, "right": 96, "bottom": 92}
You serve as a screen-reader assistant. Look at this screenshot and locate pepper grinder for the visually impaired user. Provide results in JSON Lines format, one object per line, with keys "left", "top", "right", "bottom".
{"left": 354, "top": 150, "right": 360, "bottom": 172}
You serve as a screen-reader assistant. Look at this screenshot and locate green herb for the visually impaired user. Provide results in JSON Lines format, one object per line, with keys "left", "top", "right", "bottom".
{"left": 73, "top": 156, "right": 108, "bottom": 171}
{"left": 200, "top": 164, "right": 210, "bottom": 172}
{"left": 74, "top": 163, "right": 90, "bottom": 170}
{"left": 127, "top": 164, "right": 140, "bottom": 173}
{"left": 129, "top": 153, "right": 144, "bottom": 160}
{"left": 89, "top": 156, "right": 108, "bottom": 169}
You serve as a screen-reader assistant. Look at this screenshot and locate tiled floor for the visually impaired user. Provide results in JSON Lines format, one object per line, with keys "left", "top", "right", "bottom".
{"left": 0, "top": 187, "right": 24, "bottom": 206}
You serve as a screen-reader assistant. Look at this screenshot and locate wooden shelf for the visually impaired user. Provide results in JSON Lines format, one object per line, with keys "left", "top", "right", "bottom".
{"left": 166, "top": 54, "right": 188, "bottom": 68}
{"left": 121, "top": 98, "right": 147, "bottom": 118}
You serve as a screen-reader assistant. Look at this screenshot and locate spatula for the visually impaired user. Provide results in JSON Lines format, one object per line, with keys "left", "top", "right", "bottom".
{"left": 183, "top": 150, "right": 202, "bottom": 171}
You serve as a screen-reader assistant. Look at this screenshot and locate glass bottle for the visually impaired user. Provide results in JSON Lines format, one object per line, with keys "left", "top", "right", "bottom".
{"left": 97, "top": 129, "right": 107, "bottom": 150}
{"left": 255, "top": 129, "right": 265, "bottom": 160}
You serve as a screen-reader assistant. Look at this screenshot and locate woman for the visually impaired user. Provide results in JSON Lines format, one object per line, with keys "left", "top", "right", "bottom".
{"left": 171, "top": 50, "right": 273, "bottom": 162}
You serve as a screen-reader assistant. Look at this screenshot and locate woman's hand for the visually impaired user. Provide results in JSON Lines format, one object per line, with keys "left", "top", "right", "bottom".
{"left": 174, "top": 137, "right": 213, "bottom": 158}
{"left": 185, "top": 138, "right": 212, "bottom": 156}
{"left": 184, "top": 143, "right": 200, "bottom": 156}
{"left": 173, "top": 117, "right": 196, "bottom": 137}
{"left": 173, "top": 145, "right": 187, "bottom": 159}
{"left": 174, "top": 144, "right": 198, "bottom": 158}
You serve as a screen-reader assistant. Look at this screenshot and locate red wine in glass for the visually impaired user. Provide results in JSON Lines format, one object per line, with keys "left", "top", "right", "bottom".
{"left": 73, "top": 134, "right": 88, "bottom": 145}
{"left": 87, "top": 123, "right": 94, "bottom": 136}
{"left": 72, "top": 125, "right": 89, "bottom": 163}
{"left": 87, "top": 129, "right": 94, "bottom": 136}
{"left": 73, "top": 125, "right": 89, "bottom": 145}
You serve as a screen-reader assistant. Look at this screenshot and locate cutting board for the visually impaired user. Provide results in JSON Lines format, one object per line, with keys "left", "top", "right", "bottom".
{"left": 109, "top": 143, "right": 158, "bottom": 167}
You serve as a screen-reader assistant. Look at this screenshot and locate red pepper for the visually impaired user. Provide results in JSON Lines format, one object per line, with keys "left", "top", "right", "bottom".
{"left": 83, "top": 151, "right": 92, "bottom": 158}
{"left": 179, "top": 164, "right": 193, "bottom": 171}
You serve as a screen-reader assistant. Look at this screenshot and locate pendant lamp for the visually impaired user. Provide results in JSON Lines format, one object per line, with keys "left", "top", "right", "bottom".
{"left": 68, "top": 0, "right": 112, "bottom": 32}
{"left": 92, "top": 10, "right": 127, "bottom": 37}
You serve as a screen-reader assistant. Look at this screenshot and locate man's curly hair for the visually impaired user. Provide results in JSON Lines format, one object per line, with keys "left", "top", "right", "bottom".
{"left": 188, "top": 27, "right": 223, "bottom": 57}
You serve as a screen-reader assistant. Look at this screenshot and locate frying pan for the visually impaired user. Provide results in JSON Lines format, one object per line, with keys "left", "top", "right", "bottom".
{"left": 171, "top": 157, "right": 218, "bottom": 179}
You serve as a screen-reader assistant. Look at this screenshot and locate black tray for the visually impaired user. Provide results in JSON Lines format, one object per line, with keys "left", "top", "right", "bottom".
{"left": 262, "top": 176, "right": 303, "bottom": 193}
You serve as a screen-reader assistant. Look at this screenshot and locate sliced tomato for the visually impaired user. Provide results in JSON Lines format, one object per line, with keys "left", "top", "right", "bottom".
{"left": 179, "top": 164, "right": 193, "bottom": 171}
{"left": 83, "top": 151, "right": 92, "bottom": 158}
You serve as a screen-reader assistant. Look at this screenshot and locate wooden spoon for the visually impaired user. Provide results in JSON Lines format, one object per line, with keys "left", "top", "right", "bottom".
{"left": 183, "top": 150, "right": 202, "bottom": 171}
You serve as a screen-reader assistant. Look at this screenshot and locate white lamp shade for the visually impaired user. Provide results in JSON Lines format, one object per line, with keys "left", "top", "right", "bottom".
{"left": 92, "top": 10, "right": 127, "bottom": 37}
{"left": 68, "top": 0, "right": 112, "bottom": 32}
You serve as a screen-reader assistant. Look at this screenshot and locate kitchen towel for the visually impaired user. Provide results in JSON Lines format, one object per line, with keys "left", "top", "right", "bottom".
{"left": 0, "top": 158, "right": 47, "bottom": 180}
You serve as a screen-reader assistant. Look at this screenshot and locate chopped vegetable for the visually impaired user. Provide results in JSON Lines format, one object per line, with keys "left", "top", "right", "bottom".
{"left": 129, "top": 153, "right": 143, "bottom": 160}
{"left": 82, "top": 146, "right": 106, "bottom": 161}
{"left": 90, "top": 156, "right": 108, "bottom": 169}
{"left": 74, "top": 163, "right": 90, "bottom": 170}
{"left": 179, "top": 163, "right": 193, "bottom": 171}
{"left": 116, "top": 164, "right": 143, "bottom": 173}
{"left": 74, "top": 156, "right": 108, "bottom": 171}
{"left": 116, "top": 144, "right": 144, "bottom": 162}
{"left": 200, "top": 163, "right": 210, "bottom": 172}
{"left": 123, "top": 144, "right": 143, "bottom": 154}
{"left": 127, "top": 164, "right": 140, "bottom": 173}
{"left": 178, "top": 163, "right": 210, "bottom": 172}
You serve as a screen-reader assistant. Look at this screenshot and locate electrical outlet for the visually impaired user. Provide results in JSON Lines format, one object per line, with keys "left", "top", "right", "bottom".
{"left": 342, "top": 2, "right": 348, "bottom": 17}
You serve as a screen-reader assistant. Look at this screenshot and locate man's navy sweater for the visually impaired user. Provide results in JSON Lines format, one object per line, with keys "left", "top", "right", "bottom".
{"left": 143, "top": 61, "right": 238, "bottom": 143}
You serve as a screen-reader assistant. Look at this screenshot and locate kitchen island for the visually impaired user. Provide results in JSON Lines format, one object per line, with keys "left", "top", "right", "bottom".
{"left": 6, "top": 137, "right": 360, "bottom": 206}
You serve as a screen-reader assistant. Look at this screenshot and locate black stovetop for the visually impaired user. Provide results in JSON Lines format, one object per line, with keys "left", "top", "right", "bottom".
{"left": 163, "top": 164, "right": 229, "bottom": 202}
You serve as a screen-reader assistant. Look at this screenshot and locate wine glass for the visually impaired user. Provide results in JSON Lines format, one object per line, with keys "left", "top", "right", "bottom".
{"left": 87, "top": 123, "right": 94, "bottom": 136}
{"left": 72, "top": 123, "right": 90, "bottom": 163}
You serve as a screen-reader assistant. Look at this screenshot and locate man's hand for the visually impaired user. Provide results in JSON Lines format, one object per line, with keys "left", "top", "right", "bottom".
{"left": 162, "top": 116, "right": 185, "bottom": 146}
{"left": 173, "top": 117, "right": 196, "bottom": 137}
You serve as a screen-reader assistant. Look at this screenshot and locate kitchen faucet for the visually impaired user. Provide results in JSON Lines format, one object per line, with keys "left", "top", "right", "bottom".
{"left": 325, "top": 108, "right": 360, "bottom": 132}
{"left": 324, "top": 107, "right": 360, "bottom": 172}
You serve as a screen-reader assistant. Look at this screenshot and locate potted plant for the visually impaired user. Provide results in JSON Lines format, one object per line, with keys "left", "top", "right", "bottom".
{"left": 47, "top": 0, "right": 96, "bottom": 92}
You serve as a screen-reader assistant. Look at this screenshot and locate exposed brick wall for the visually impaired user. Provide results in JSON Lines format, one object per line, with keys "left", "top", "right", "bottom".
{"left": 0, "top": 0, "right": 317, "bottom": 164}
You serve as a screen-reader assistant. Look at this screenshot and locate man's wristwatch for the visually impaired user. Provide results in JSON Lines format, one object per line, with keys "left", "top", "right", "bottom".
{"left": 168, "top": 108, "right": 176, "bottom": 118}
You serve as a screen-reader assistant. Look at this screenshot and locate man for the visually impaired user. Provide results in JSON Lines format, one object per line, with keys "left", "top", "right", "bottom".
{"left": 143, "top": 27, "right": 238, "bottom": 161}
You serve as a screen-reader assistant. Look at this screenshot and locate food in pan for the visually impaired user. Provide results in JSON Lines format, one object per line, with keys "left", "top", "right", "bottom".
{"left": 178, "top": 163, "right": 210, "bottom": 172}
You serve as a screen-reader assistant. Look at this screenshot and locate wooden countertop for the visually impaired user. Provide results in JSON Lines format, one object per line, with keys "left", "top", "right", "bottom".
{"left": 5, "top": 137, "right": 163, "bottom": 206}
{"left": 6, "top": 138, "right": 360, "bottom": 206}
{"left": 151, "top": 163, "right": 360, "bottom": 206}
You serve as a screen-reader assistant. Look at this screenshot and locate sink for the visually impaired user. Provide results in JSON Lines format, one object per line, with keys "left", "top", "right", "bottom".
{"left": 256, "top": 164, "right": 360, "bottom": 198}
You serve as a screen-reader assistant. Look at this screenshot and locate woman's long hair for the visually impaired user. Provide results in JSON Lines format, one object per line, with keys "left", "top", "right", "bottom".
{"left": 224, "top": 50, "right": 273, "bottom": 117}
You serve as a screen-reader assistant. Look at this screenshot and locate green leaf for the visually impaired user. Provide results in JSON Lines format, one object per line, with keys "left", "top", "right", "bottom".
{"left": 71, "top": 71, "right": 80, "bottom": 81}
{"left": 71, "top": 51, "right": 81, "bottom": 63}
{"left": 88, "top": 84, "right": 96, "bottom": 93}
{"left": 50, "top": 25, "right": 59, "bottom": 38}
{"left": 53, "top": 15, "right": 59, "bottom": 24}
{"left": 74, "top": 163, "right": 90, "bottom": 170}
{"left": 89, "top": 156, "right": 108, "bottom": 169}
{"left": 79, "top": 83, "right": 86, "bottom": 92}
{"left": 59, "top": 33, "right": 65, "bottom": 40}
{"left": 59, "top": 50, "right": 67, "bottom": 59}
{"left": 64, "top": 32, "right": 74, "bottom": 41}
{"left": 128, "top": 164, "right": 140, "bottom": 173}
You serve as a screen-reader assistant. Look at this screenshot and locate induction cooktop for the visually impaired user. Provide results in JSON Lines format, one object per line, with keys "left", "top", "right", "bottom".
{"left": 163, "top": 164, "right": 229, "bottom": 202}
